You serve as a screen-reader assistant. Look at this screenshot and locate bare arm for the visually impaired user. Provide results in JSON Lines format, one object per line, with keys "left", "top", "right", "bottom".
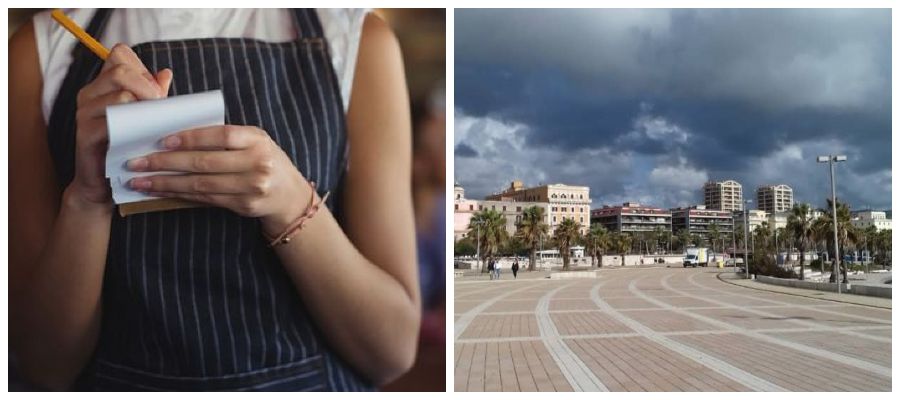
{"left": 130, "top": 14, "right": 421, "bottom": 385}
{"left": 272, "top": 14, "right": 421, "bottom": 384}
{"left": 9, "top": 21, "right": 169, "bottom": 389}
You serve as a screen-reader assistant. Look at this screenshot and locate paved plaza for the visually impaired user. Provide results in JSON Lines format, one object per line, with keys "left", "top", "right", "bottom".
{"left": 454, "top": 267, "right": 892, "bottom": 391}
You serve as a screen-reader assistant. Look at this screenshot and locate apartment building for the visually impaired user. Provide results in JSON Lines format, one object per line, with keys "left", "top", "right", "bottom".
{"left": 486, "top": 180, "right": 591, "bottom": 234}
{"left": 703, "top": 180, "right": 744, "bottom": 211}
{"left": 453, "top": 184, "right": 551, "bottom": 240}
{"left": 851, "top": 210, "right": 892, "bottom": 231}
{"left": 670, "top": 205, "right": 734, "bottom": 235}
{"left": 757, "top": 184, "right": 794, "bottom": 213}
{"left": 591, "top": 202, "right": 671, "bottom": 234}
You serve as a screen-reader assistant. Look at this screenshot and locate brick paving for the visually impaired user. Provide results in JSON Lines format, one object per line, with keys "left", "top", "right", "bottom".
{"left": 454, "top": 267, "right": 892, "bottom": 391}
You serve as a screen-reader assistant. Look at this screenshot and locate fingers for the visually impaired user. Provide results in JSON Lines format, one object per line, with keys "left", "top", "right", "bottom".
{"left": 76, "top": 90, "right": 137, "bottom": 120}
{"left": 101, "top": 43, "right": 155, "bottom": 83}
{"left": 164, "top": 125, "right": 268, "bottom": 151}
{"left": 127, "top": 149, "right": 258, "bottom": 173}
{"left": 78, "top": 63, "right": 165, "bottom": 103}
{"left": 129, "top": 173, "right": 268, "bottom": 195}
{"left": 155, "top": 68, "right": 173, "bottom": 96}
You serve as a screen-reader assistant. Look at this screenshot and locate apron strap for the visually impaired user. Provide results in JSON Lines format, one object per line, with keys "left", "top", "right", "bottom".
{"left": 291, "top": 9, "right": 325, "bottom": 39}
{"left": 48, "top": 8, "right": 114, "bottom": 188}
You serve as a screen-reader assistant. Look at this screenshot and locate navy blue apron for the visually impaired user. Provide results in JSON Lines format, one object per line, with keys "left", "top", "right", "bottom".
{"left": 46, "top": 8, "right": 370, "bottom": 391}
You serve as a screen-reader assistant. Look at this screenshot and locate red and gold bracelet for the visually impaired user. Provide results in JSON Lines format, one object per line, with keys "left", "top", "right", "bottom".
{"left": 264, "top": 181, "right": 330, "bottom": 247}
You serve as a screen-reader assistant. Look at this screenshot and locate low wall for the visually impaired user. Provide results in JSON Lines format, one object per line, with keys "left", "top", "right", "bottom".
{"left": 755, "top": 275, "right": 892, "bottom": 299}
{"left": 600, "top": 254, "right": 681, "bottom": 267}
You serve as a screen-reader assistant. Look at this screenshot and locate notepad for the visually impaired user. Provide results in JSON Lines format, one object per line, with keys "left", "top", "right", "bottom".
{"left": 105, "top": 90, "right": 225, "bottom": 216}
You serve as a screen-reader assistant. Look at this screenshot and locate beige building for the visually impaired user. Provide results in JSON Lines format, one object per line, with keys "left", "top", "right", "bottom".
{"left": 485, "top": 180, "right": 591, "bottom": 234}
{"left": 734, "top": 209, "right": 768, "bottom": 234}
{"left": 756, "top": 184, "right": 794, "bottom": 213}
{"left": 703, "top": 180, "right": 743, "bottom": 211}
{"left": 852, "top": 210, "right": 892, "bottom": 232}
{"left": 453, "top": 184, "right": 551, "bottom": 240}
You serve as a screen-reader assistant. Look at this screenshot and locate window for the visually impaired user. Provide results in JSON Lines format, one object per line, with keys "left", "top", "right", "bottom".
{"left": 469, "top": 205, "right": 474, "bottom": 211}
{"left": 553, "top": 216, "right": 557, "bottom": 223}
{"left": 502, "top": 206, "right": 507, "bottom": 211}
{"left": 516, "top": 206, "right": 522, "bottom": 212}
{"left": 454, "top": 204, "right": 458, "bottom": 210}
{"left": 580, "top": 217, "right": 584, "bottom": 223}
{"left": 552, "top": 207, "right": 557, "bottom": 212}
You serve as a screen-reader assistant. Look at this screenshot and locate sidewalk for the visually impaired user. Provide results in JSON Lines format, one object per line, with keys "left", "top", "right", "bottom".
{"left": 717, "top": 272, "right": 892, "bottom": 309}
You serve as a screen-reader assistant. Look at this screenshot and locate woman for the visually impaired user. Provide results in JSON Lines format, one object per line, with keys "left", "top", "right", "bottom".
{"left": 9, "top": 9, "right": 420, "bottom": 391}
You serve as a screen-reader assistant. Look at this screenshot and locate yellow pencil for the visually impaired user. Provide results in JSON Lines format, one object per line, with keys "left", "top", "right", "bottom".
{"left": 51, "top": 9, "right": 110, "bottom": 60}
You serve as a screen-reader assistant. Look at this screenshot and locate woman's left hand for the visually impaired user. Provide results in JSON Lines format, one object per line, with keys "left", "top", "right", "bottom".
{"left": 127, "top": 125, "right": 310, "bottom": 234}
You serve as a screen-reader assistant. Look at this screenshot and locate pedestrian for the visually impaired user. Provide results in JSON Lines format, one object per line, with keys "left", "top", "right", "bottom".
{"left": 487, "top": 259, "right": 495, "bottom": 280}
{"left": 512, "top": 258, "right": 520, "bottom": 279}
{"left": 494, "top": 259, "right": 502, "bottom": 280}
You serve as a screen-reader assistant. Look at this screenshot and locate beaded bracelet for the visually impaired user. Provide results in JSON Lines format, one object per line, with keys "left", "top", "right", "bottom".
{"left": 264, "top": 181, "right": 330, "bottom": 247}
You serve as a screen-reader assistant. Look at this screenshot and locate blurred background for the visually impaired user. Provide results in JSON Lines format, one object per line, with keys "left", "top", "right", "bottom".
{"left": 8, "top": 8, "right": 446, "bottom": 392}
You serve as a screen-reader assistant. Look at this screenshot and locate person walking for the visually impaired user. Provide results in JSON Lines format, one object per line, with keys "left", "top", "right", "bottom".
{"left": 512, "top": 258, "right": 520, "bottom": 279}
{"left": 487, "top": 259, "right": 495, "bottom": 280}
{"left": 493, "top": 258, "right": 502, "bottom": 280}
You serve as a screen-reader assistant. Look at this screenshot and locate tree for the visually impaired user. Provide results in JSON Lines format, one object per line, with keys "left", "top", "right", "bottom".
{"left": 585, "top": 224, "right": 610, "bottom": 267}
{"left": 553, "top": 218, "right": 582, "bottom": 270}
{"left": 813, "top": 199, "right": 859, "bottom": 283}
{"left": 610, "top": 232, "right": 633, "bottom": 266}
{"left": 676, "top": 229, "right": 691, "bottom": 252}
{"left": 707, "top": 223, "right": 722, "bottom": 254}
{"left": 652, "top": 226, "right": 667, "bottom": 254}
{"left": 786, "top": 203, "right": 814, "bottom": 280}
{"left": 515, "top": 206, "right": 549, "bottom": 272}
{"left": 467, "top": 209, "right": 508, "bottom": 273}
{"left": 454, "top": 237, "right": 476, "bottom": 257}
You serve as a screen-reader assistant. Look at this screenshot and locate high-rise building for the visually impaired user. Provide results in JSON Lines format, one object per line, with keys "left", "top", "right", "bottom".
{"left": 756, "top": 184, "right": 794, "bottom": 213}
{"left": 486, "top": 180, "right": 591, "bottom": 234}
{"left": 703, "top": 180, "right": 743, "bottom": 211}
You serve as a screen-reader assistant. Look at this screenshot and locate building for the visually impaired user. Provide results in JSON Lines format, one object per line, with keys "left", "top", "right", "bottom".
{"left": 703, "top": 180, "right": 743, "bottom": 211}
{"left": 670, "top": 205, "right": 734, "bottom": 236}
{"left": 733, "top": 209, "right": 768, "bottom": 234}
{"left": 851, "top": 210, "right": 892, "bottom": 231}
{"left": 453, "top": 183, "right": 551, "bottom": 240}
{"left": 591, "top": 202, "right": 671, "bottom": 234}
{"left": 768, "top": 211, "right": 789, "bottom": 230}
{"left": 485, "top": 180, "right": 591, "bottom": 235}
{"left": 756, "top": 184, "right": 794, "bottom": 213}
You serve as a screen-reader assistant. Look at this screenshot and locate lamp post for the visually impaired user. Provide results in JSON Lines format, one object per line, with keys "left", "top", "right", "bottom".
{"left": 744, "top": 200, "right": 752, "bottom": 279}
{"left": 817, "top": 155, "right": 847, "bottom": 293}
{"left": 475, "top": 220, "right": 482, "bottom": 274}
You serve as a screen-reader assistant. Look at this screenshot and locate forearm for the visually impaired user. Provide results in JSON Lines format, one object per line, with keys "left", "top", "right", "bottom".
{"left": 14, "top": 188, "right": 113, "bottom": 389}
{"left": 270, "top": 206, "right": 420, "bottom": 385}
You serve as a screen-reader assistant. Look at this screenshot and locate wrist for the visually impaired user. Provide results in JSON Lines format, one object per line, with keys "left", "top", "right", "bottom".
{"left": 259, "top": 179, "right": 315, "bottom": 238}
{"left": 62, "top": 185, "right": 114, "bottom": 216}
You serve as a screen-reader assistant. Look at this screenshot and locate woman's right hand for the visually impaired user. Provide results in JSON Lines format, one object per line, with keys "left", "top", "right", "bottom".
{"left": 68, "top": 43, "right": 173, "bottom": 209}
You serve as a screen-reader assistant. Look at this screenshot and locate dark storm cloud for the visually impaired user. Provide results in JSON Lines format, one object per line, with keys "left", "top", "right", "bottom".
{"left": 455, "top": 142, "right": 479, "bottom": 158}
{"left": 455, "top": 9, "right": 891, "bottom": 210}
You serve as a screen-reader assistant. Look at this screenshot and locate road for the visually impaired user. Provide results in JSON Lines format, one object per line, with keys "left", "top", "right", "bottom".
{"left": 454, "top": 267, "right": 891, "bottom": 391}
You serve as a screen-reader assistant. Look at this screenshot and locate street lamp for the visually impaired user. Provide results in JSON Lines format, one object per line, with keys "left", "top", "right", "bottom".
{"left": 744, "top": 199, "right": 752, "bottom": 279}
{"left": 817, "top": 154, "right": 847, "bottom": 293}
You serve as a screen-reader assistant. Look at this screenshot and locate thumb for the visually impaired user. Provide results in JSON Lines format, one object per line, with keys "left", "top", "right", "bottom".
{"left": 154, "top": 68, "right": 174, "bottom": 98}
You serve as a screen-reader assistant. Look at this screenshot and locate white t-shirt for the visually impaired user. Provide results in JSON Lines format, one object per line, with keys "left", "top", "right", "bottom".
{"left": 32, "top": 8, "right": 369, "bottom": 124}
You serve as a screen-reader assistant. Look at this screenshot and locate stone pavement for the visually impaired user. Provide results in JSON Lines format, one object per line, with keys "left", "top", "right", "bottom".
{"left": 454, "top": 267, "right": 892, "bottom": 391}
{"left": 719, "top": 272, "right": 892, "bottom": 309}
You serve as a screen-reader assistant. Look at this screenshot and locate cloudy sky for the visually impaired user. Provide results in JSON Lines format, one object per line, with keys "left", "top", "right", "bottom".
{"left": 455, "top": 9, "right": 891, "bottom": 211}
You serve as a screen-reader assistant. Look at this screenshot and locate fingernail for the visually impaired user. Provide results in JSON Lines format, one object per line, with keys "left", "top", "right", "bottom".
{"left": 163, "top": 135, "right": 181, "bottom": 149}
{"left": 130, "top": 178, "right": 151, "bottom": 190}
{"left": 127, "top": 157, "right": 149, "bottom": 171}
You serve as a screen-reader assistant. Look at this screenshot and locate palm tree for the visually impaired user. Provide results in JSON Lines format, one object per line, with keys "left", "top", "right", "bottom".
{"left": 585, "top": 224, "right": 610, "bottom": 267}
{"left": 707, "top": 223, "right": 721, "bottom": 254}
{"left": 611, "top": 232, "right": 633, "bottom": 266}
{"left": 467, "top": 209, "right": 508, "bottom": 273}
{"left": 787, "top": 203, "right": 814, "bottom": 280}
{"left": 515, "top": 206, "right": 549, "bottom": 272}
{"left": 676, "top": 229, "right": 691, "bottom": 252}
{"left": 553, "top": 218, "right": 582, "bottom": 270}
{"left": 813, "top": 199, "right": 858, "bottom": 283}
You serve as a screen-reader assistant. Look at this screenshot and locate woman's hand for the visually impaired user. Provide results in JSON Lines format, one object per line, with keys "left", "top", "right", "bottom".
{"left": 126, "top": 125, "right": 311, "bottom": 234}
{"left": 69, "top": 43, "right": 172, "bottom": 209}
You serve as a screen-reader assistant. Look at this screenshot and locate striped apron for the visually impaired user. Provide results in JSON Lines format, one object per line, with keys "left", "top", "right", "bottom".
{"left": 46, "top": 9, "right": 371, "bottom": 391}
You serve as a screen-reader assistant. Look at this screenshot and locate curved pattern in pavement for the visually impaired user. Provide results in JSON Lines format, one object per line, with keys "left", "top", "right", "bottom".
{"left": 454, "top": 267, "right": 892, "bottom": 391}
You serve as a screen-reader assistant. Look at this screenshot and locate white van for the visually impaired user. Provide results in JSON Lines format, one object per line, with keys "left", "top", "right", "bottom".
{"left": 684, "top": 247, "right": 709, "bottom": 268}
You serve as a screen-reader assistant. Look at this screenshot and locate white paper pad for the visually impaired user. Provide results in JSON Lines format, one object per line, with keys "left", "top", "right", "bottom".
{"left": 105, "top": 90, "right": 225, "bottom": 204}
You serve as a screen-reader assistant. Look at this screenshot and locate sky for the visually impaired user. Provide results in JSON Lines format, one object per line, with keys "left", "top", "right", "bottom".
{"left": 454, "top": 9, "right": 891, "bottom": 211}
